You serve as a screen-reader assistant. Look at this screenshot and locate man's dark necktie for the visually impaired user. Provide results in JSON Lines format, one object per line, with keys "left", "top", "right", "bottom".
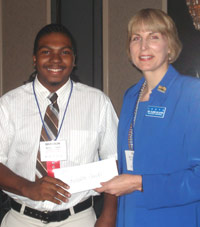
{"left": 36, "top": 92, "right": 59, "bottom": 177}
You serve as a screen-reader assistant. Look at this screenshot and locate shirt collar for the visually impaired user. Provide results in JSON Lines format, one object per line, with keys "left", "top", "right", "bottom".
{"left": 152, "top": 64, "right": 179, "bottom": 93}
{"left": 130, "top": 65, "right": 179, "bottom": 95}
{"left": 149, "top": 65, "right": 179, "bottom": 104}
{"left": 34, "top": 76, "right": 72, "bottom": 104}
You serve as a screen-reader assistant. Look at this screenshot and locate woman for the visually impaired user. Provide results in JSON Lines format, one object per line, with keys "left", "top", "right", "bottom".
{"left": 96, "top": 8, "right": 200, "bottom": 227}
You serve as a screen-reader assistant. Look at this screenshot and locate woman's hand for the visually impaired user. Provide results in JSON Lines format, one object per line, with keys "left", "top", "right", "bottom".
{"left": 95, "top": 174, "right": 142, "bottom": 196}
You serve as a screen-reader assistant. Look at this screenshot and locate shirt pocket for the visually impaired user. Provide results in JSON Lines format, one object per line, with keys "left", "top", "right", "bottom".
{"left": 65, "top": 130, "right": 99, "bottom": 166}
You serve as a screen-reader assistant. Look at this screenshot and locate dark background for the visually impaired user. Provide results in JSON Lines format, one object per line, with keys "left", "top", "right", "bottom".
{"left": 168, "top": 0, "right": 200, "bottom": 78}
{"left": 51, "top": 0, "right": 103, "bottom": 89}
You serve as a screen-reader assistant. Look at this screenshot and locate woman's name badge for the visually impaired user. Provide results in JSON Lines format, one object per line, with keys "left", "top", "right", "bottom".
{"left": 125, "top": 150, "right": 134, "bottom": 171}
{"left": 145, "top": 106, "right": 166, "bottom": 118}
{"left": 40, "top": 141, "right": 66, "bottom": 162}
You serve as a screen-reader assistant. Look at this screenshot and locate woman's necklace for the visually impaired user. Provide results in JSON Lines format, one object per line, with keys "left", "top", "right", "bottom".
{"left": 128, "top": 81, "right": 146, "bottom": 151}
{"left": 133, "top": 81, "right": 146, "bottom": 127}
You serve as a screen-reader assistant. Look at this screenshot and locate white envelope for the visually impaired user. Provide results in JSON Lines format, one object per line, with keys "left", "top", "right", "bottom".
{"left": 53, "top": 158, "right": 118, "bottom": 194}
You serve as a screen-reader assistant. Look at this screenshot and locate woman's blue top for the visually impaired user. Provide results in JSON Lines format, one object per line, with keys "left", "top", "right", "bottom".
{"left": 117, "top": 65, "right": 200, "bottom": 227}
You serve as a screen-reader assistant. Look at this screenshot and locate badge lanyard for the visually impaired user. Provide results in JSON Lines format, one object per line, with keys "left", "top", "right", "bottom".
{"left": 128, "top": 81, "right": 146, "bottom": 150}
{"left": 33, "top": 79, "right": 73, "bottom": 177}
{"left": 32, "top": 79, "right": 73, "bottom": 141}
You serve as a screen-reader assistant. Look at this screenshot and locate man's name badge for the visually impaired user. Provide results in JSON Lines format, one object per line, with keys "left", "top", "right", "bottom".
{"left": 40, "top": 140, "right": 66, "bottom": 162}
{"left": 145, "top": 106, "right": 166, "bottom": 118}
{"left": 125, "top": 150, "right": 134, "bottom": 171}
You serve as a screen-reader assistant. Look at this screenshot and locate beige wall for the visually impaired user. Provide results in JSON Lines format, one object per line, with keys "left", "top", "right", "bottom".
{"left": 1, "top": 0, "right": 50, "bottom": 94}
{"left": 0, "top": 0, "right": 166, "bottom": 115}
{"left": 103, "top": 0, "right": 165, "bottom": 115}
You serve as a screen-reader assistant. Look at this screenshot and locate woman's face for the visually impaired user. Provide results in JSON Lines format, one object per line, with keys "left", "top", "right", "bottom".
{"left": 129, "top": 27, "right": 170, "bottom": 76}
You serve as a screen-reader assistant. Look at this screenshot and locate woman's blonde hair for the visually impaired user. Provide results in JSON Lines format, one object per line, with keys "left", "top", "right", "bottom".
{"left": 127, "top": 8, "right": 182, "bottom": 63}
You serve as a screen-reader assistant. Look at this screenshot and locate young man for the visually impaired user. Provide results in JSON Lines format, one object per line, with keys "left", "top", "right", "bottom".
{"left": 0, "top": 24, "right": 118, "bottom": 227}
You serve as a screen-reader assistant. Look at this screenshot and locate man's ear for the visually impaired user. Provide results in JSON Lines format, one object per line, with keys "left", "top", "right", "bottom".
{"left": 33, "top": 56, "right": 36, "bottom": 66}
{"left": 73, "top": 55, "right": 76, "bottom": 67}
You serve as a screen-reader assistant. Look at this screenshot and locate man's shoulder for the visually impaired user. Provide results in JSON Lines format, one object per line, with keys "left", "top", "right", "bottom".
{"left": 73, "top": 81, "right": 108, "bottom": 98}
{"left": 0, "top": 83, "right": 32, "bottom": 103}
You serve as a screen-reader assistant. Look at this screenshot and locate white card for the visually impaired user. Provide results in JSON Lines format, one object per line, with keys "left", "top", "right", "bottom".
{"left": 40, "top": 141, "right": 66, "bottom": 161}
{"left": 53, "top": 158, "right": 118, "bottom": 194}
{"left": 125, "top": 150, "right": 134, "bottom": 171}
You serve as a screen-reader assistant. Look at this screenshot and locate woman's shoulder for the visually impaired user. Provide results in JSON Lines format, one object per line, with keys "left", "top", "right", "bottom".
{"left": 124, "top": 78, "right": 145, "bottom": 99}
{"left": 175, "top": 73, "right": 200, "bottom": 92}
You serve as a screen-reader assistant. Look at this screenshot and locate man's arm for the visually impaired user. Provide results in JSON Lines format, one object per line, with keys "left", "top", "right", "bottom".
{"left": 0, "top": 163, "right": 70, "bottom": 204}
{"left": 95, "top": 193, "right": 117, "bottom": 227}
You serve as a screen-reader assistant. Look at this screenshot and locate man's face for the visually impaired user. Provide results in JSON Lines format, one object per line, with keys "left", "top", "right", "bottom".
{"left": 33, "top": 32, "right": 75, "bottom": 92}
